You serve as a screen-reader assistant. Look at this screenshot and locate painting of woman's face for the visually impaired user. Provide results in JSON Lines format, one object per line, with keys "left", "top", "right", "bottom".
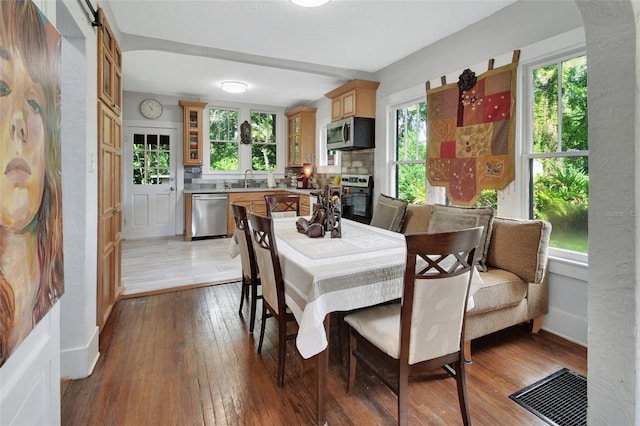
{"left": 0, "top": 45, "right": 46, "bottom": 231}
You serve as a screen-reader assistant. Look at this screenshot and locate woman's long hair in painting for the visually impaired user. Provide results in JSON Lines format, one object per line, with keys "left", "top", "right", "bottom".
{"left": 0, "top": 0, "right": 63, "bottom": 365}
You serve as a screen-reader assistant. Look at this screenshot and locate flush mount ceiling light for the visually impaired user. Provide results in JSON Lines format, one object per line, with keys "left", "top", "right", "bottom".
{"left": 290, "top": 0, "right": 330, "bottom": 7}
{"left": 220, "top": 81, "right": 248, "bottom": 94}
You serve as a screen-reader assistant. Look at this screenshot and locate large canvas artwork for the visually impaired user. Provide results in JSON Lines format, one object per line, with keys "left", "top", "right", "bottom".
{"left": 426, "top": 51, "right": 519, "bottom": 206}
{"left": 0, "top": 0, "right": 63, "bottom": 367}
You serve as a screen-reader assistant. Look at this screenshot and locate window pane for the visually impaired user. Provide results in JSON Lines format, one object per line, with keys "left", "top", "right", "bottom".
{"left": 533, "top": 64, "right": 559, "bottom": 154}
{"left": 210, "top": 142, "right": 239, "bottom": 171}
{"left": 209, "top": 108, "right": 238, "bottom": 141}
{"left": 252, "top": 144, "right": 276, "bottom": 171}
{"left": 532, "top": 157, "right": 588, "bottom": 253}
{"left": 251, "top": 112, "right": 276, "bottom": 143}
{"left": 561, "top": 55, "right": 588, "bottom": 151}
{"left": 396, "top": 163, "right": 426, "bottom": 204}
{"left": 396, "top": 102, "right": 426, "bottom": 161}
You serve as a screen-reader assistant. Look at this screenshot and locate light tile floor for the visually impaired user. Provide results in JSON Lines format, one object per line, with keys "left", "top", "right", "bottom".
{"left": 121, "top": 236, "right": 241, "bottom": 296}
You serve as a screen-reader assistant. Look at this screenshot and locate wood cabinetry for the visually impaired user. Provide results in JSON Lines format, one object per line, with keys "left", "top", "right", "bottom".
{"left": 300, "top": 194, "right": 310, "bottom": 216}
{"left": 184, "top": 193, "right": 193, "bottom": 240}
{"left": 286, "top": 107, "right": 317, "bottom": 167}
{"left": 179, "top": 100, "right": 208, "bottom": 166}
{"left": 97, "top": 10, "right": 122, "bottom": 115}
{"left": 324, "top": 79, "right": 380, "bottom": 121}
{"left": 227, "top": 191, "right": 281, "bottom": 236}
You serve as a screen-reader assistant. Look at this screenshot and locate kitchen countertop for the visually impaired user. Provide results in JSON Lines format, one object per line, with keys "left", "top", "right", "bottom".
{"left": 183, "top": 187, "right": 318, "bottom": 195}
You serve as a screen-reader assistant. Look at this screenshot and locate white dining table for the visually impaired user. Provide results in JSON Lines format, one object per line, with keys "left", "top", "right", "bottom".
{"left": 271, "top": 216, "right": 484, "bottom": 425}
{"left": 272, "top": 217, "right": 405, "bottom": 425}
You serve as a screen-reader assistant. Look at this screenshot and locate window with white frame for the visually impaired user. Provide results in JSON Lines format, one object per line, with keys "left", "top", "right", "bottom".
{"left": 392, "top": 100, "right": 427, "bottom": 203}
{"left": 209, "top": 107, "right": 239, "bottom": 171}
{"left": 525, "top": 52, "right": 588, "bottom": 254}
{"left": 250, "top": 111, "right": 277, "bottom": 171}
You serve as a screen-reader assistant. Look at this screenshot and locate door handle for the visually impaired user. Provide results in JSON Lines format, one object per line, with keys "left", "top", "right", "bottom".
{"left": 170, "top": 187, "right": 175, "bottom": 191}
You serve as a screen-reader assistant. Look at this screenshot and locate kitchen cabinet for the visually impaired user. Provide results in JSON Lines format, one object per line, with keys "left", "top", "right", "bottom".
{"left": 300, "top": 194, "right": 310, "bottom": 216}
{"left": 227, "top": 191, "right": 281, "bottom": 236}
{"left": 184, "top": 193, "right": 193, "bottom": 240}
{"left": 324, "top": 79, "right": 380, "bottom": 121}
{"left": 97, "top": 12, "right": 122, "bottom": 115}
{"left": 285, "top": 106, "right": 316, "bottom": 167}
{"left": 179, "top": 100, "right": 208, "bottom": 166}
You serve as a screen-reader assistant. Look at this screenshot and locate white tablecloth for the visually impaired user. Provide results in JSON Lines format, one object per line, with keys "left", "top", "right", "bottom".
{"left": 273, "top": 217, "right": 483, "bottom": 359}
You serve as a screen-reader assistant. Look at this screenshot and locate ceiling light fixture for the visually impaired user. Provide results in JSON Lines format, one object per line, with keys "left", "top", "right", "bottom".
{"left": 220, "top": 81, "right": 248, "bottom": 94}
{"left": 290, "top": 0, "right": 330, "bottom": 7}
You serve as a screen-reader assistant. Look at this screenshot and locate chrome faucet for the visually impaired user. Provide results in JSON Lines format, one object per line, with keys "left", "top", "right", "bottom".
{"left": 244, "top": 169, "right": 255, "bottom": 188}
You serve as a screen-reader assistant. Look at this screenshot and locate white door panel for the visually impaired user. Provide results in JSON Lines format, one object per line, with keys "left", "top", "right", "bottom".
{"left": 124, "top": 127, "right": 177, "bottom": 239}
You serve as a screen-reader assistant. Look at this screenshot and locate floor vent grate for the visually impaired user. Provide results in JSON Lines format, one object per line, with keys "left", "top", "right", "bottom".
{"left": 509, "top": 368, "right": 586, "bottom": 426}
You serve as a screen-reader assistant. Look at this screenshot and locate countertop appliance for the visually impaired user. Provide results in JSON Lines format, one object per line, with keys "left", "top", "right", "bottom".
{"left": 192, "top": 193, "right": 228, "bottom": 238}
{"left": 326, "top": 117, "right": 375, "bottom": 151}
{"left": 340, "top": 174, "right": 373, "bottom": 224}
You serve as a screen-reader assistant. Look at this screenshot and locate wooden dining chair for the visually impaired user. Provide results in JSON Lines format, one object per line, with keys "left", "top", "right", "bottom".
{"left": 264, "top": 194, "right": 300, "bottom": 218}
{"left": 247, "top": 212, "right": 297, "bottom": 387}
{"left": 230, "top": 202, "right": 261, "bottom": 333}
{"left": 344, "top": 227, "right": 484, "bottom": 426}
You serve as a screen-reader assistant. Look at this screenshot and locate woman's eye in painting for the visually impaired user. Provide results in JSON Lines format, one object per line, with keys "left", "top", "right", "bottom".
{"left": 0, "top": 80, "right": 11, "bottom": 97}
{"left": 27, "top": 99, "right": 41, "bottom": 114}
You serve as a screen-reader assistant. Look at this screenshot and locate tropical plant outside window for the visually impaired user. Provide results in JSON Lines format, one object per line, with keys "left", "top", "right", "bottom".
{"left": 209, "top": 108, "right": 239, "bottom": 171}
{"left": 133, "top": 133, "right": 170, "bottom": 184}
{"left": 528, "top": 54, "right": 588, "bottom": 253}
{"left": 394, "top": 101, "right": 427, "bottom": 204}
{"left": 250, "top": 111, "right": 277, "bottom": 171}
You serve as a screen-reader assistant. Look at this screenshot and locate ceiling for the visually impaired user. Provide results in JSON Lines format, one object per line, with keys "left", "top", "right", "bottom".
{"left": 104, "top": 0, "right": 517, "bottom": 108}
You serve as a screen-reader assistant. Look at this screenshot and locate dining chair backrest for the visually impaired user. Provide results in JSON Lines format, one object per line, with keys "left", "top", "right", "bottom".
{"left": 264, "top": 194, "right": 300, "bottom": 218}
{"left": 402, "top": 227, "right": 483, "bottom": 365}
{"left": 247, "top": 212, "right": 286, "bottom": 315}
{"left": 230, "top": 202, "right": 256, "bottom": 282}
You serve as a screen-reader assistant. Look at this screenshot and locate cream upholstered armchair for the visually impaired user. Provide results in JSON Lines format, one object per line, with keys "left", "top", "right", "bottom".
{"left": 344, "top": 227, "right": 483, "bottom": 426}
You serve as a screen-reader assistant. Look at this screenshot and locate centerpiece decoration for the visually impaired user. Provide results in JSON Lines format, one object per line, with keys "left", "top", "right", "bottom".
{"left": 296, "top": 188, "right": 341, "bottom": 238}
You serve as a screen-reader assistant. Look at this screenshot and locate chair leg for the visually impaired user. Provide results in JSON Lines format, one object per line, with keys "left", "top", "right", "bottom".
{"left": 248, "top": 280, "right": 258, "bottom": 334}
{"left": 455, "top": 358, "right": 472, "bottom": 426}
{"left": 238, "top": 275, "right": 247, "bottom": 315}
{"left": 463, "top": 340, "right": 472, "bottom": 363}
{"left": 531, "top": 316, "right": 544, "bottom": 333}
{"left": 277, "top": 313, "right": 287, "bottom": 387}
{"left": 398, "top": 362, "right": 409, "bottom": 426}
{"left": 347, "top": 329, "right": 357, "bottom": 394}
{"left": 257, "top": 304, "right": 267, "bottom": 354}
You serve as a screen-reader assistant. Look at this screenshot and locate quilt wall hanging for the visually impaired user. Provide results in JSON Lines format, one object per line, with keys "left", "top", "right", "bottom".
{"left": 426, "top": 50, "right": 520, "bottom": 206}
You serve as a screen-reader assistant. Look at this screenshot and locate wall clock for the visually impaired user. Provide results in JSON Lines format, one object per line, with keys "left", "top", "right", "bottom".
{"left": 140, "top": 98, "right": 163, "bottom": 119}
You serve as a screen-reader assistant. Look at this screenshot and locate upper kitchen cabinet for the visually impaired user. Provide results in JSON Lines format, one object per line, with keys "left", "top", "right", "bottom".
{"left": 179, "top": 100, "right": 208, "bottom": 166}
{"left": 97, "top": 10, "right": 122, "bottom": 115}
{"left": 325, "top": 79, "right": 380, "bottom": 121}
{"left": 286, "top": 106, "right": 317, "bottom": 167}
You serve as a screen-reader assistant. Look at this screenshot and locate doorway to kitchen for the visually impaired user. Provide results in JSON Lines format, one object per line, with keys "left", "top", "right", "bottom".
{"left": 123, "top": 126, "right": 178, "bottom": 239}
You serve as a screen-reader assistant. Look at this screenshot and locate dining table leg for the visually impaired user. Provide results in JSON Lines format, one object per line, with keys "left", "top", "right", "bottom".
{"left": 316, "top": 314, "right": 330, "bottom": 426}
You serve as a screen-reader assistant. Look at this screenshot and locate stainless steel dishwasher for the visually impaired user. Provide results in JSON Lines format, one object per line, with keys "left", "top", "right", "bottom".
{"left": 191, "top": 193, "right": 228, "bottom": 238}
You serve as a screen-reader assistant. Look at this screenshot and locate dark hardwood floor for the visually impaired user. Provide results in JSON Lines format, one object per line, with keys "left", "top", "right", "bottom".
{"left": 61, "top": 282, "right": 586, "bottom": 425}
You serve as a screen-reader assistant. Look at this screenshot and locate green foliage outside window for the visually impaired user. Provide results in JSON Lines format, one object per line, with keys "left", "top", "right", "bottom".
{"left": 251, "top": 112, "right": 277, "bottom": 171}
{"left": 133, "top": 133, "right": 170, "bottom": 184}
{"left": 209, "top": 108, "right": 239, "bottom": 171}
{"left": 396, "top": 102, "right": 427, "bottom": 204}
{"left": 531, "top": 55, "right": 588, "bottom": 253}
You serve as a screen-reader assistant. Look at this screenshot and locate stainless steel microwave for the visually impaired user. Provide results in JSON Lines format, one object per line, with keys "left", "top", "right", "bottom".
{"left": 326, "top": 117, "right": 375, "bottom": 151}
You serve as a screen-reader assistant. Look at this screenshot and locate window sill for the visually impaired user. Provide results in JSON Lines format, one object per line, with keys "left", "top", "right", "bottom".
{"left": 547, "top": 254, "right": 588, "bottom": 281}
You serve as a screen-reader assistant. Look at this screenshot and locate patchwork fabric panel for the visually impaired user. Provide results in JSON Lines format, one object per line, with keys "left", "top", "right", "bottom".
{"left": 426, "top": 52, "right": 519, "bottom": 206}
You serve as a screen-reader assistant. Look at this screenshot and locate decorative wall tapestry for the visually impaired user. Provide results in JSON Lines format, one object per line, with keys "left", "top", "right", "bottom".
{"left": 426, "top": 51, "right": 520, "bottom": 206}
{"left": 0, "top": 0, "right": 64, "bottom": 367}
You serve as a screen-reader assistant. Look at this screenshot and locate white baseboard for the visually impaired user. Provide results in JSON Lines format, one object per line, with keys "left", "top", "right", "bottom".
{"left": 60, "top": 326, "right": 100, "bottom": 379}
{"left": 542, "top": 307, "right": 588, "bottom": 347}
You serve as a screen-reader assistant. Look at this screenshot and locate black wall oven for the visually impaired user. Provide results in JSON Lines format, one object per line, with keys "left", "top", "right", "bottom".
{"left": 340, "top": 174, "right": 373, "bottom": 224}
